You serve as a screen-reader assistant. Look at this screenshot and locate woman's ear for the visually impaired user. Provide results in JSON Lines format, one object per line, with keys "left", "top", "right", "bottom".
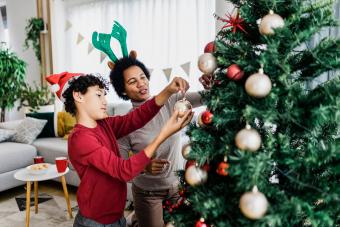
{"left": 107, "top": 61, "right": 115, "bottom": 70}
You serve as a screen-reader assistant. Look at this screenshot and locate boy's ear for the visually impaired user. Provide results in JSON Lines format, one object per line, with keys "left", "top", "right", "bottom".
{"left": 129, "top": 50, "right": 137, "bottom": 59}
{"left": 107, "top": 61, "right": 115, "bottom": 70}
{"left": 73, "top": 91, "right": 84, "bottom": 103}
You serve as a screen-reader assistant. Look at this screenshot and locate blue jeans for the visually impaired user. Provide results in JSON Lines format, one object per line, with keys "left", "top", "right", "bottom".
{"left": 73, "top": 212, "right": 126, "bottom": 227}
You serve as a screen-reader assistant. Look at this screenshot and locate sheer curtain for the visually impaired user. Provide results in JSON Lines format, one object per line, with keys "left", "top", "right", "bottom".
{"left": 52, "top": 0, "right": 215, "bottom": 103}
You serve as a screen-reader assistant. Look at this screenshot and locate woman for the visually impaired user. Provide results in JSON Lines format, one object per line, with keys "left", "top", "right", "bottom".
{"left": 110, "top": 56, "right": 209, "bottom": 227}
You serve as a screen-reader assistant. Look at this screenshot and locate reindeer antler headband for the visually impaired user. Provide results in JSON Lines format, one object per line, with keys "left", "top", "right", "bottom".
{"left": 92, "top": 21, "right": 136, "bottom": 69}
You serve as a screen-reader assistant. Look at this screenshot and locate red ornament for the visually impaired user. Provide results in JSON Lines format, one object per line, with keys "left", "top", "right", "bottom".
{"left": 216, "top": 161, "right": 229, "bottom": 176}
{"left": 196, "top": 218, "right": 209, "bottom": 227}
{"left": 226, "top": 64, "right": 244, "bottom": 81}
{"left": 201, "top": 110, "right": 213, "bottom": 125}
{"left": 185, "top": 160, "right": 197, "bottom": 170}
{"left": 216, "top": 11, "right": 247, "bottom": 34}
{"left": 204, "top": 41, "right": 215, "bottom": 53}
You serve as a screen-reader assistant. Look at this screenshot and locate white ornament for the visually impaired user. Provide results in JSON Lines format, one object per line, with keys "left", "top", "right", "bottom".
{"left": 235, "top": 125, "right": 261, "bottom": 152}
{"left": 259, "top": 10, "right": 285, "bottom": 35}
{"left": 240, "top": 186, "right": 268, "bottom": 220}
{"left": 198, "top": 53, "right": 217, "bottom": 74}
{"left": 185, "top": 165, "right": 208, "bottom": 186}
{"left": 182, "top": 144, "right": 191, "bottom": 160}
{"left": 245, "top": 68, "right": 272, "bottom": 98}
{"left": 174, "top": 98, "right": 192, "bottom": 117}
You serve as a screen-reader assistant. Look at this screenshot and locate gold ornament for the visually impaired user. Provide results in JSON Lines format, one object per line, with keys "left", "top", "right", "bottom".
{"left": 185, "top": 165, "right": 208, "bottom": 186}
{"left": 235, "top": 124, "right": 261, "bottom": 152}
{"left": 182, "top": 144, "right": 191, "bottom": 160}
{"left": 245, "top": 68, "right": 272, "bottom": 98}
{"left": 198, "top": 53, "right": 217, "bottom": 74}
{"left": 174, "top": 98, "right": 192, "bottom": 117}
{"left": 240, "top": 186, "right": 268, "bottom": 220}
{"left": 165, "top": 222, "right": 175, "bottom": 227}
{"left": 259, "top": 10, "right": 284, "bottom": 35}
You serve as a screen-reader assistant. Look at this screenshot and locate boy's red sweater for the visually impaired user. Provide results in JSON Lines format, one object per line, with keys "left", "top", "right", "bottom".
{"left": 68, "top": 98, "right": 161, "bottom": 224}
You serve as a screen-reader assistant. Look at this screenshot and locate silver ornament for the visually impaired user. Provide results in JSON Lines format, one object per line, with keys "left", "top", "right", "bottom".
{"left": 245, "top": 68, "right": 272, "bottom": 98}
{"left": 259, "top": 10, "right": 285, "bottom": 35}
{"left": 198, "top": 53, "right": 217, "bottom": 74}
{"left": 240, "top": 186, "right": 268, "bottom": 220}
{"left": 182, "top": 144, "right": 191, "bottom": 160}
{"left": 185, "top": 165, "right": 208, "bottom": 186}
{"left": 174, "top": 98, "right": 192, "bottom": 117}
{"left": 235, "top": 124, "right": 261, "bottom": 152}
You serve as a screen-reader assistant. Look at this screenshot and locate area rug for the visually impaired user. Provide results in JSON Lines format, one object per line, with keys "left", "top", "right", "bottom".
{"left": 0, "top": 193, "right": 78, "bottom": 227}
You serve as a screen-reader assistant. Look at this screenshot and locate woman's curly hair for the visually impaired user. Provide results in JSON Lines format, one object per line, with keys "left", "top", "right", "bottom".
{"left": 109, "top": 57, "right": 150, "bottom": 100}
{"left": 62, "top": 74, "right": 109, "bottom": 116}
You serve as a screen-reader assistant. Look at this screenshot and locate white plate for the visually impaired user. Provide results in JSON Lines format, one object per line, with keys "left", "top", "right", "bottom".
{"left": 26, "top": 163, "right": 50, "bottom": 175}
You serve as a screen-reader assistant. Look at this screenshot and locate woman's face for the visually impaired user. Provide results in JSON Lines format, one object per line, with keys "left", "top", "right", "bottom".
{"left": 123, "top": 65, "right": 150, "bottom": 102}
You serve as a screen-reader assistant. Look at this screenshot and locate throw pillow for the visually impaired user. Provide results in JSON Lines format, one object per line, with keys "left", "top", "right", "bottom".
{"left": 57, "top": 111, "right": 76, "bottom": 139}
{"left": 0, "top": 119, "right": 23, "bottom": 130}
{"left": 26, "top": 112, "right": 55, "bottom": 138}
{"left": 0, "top": 129, "right": 16, "bottom": 142}
{"left": 11, "top": 117, "right": 47, "bottom": 144}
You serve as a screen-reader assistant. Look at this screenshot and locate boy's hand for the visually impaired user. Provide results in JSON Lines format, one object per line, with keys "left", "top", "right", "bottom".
{"left": 160, "top": 110, "right": 194, "bottom": 140}
{"left": 145, "top": 159, "right": 170, "bottom": 175}
{"left": 166, "top": 77, "right": 189, "bottom": 94}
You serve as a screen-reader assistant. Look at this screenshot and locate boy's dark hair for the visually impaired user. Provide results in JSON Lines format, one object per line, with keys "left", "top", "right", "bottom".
{"left": 63, "top": 74, "right": 109, "bottom": 116}
{"left": 109, "top": 57, "right": 150, "bottom": 100}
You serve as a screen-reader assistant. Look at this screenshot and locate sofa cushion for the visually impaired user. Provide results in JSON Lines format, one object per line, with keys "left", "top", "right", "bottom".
{"left": 32, "top": 138, "right": 75, "bottom": 170}
{"left": 0, "top": 129, "right": 15, "bottom": 142}
{"left": 26, "top": 112, "right": 55, "bottom": 138}
{"left": 0, "top": 142, "right": 37, "bottom": 174}
{"left": 11, "top": 117, "right": 47, "bottom": 144}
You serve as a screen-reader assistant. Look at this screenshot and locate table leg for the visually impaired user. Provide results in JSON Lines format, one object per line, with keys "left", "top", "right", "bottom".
{"left": 34, "top": 181, "right": 38, "bottom": 214}
{"left": 60, "top": 175, "right": 73, "bottom": 218}
{"left": 26, "top": 181, "right": 31, "bottom": 227}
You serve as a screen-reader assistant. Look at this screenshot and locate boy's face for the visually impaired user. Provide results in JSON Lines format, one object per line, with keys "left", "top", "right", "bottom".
{"left": 76, "top": 85, "right": 108, "bottom": 120}
{"left": 123, "top": 65, "right": 150, "bottom": 102}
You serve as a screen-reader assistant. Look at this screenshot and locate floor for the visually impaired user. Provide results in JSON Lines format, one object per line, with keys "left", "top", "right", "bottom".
{"left": 0, "top": 181, "right": 133, "bottom": 227}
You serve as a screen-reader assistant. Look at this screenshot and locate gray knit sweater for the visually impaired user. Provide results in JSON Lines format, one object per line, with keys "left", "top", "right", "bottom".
{"left": 118, "top": 92, "right": 202, "bottom": 190}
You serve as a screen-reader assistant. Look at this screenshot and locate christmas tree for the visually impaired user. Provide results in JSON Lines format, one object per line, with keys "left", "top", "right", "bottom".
{"left": 165, "top": 0, "right": 340, "bottom": 226}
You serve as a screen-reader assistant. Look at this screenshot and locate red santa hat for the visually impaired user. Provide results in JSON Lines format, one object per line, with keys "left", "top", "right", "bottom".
{"left": 45, "top": 72, "right": 83, "bottom": 102}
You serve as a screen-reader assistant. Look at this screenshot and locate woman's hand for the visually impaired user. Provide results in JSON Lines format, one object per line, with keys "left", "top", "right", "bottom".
{"left": 145, "top": 159, "right": 170, "bottom": 175}
{"left": 165, "top": 77, "right": 190, "bottom": 95}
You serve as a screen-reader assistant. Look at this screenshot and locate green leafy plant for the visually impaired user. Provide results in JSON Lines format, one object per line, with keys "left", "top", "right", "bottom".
{"left": 24, "top": 18, "right": 44, "bottom": 63}
{"left": 18, "top": 82, "right": 55, "bottom": 113}
{"left": 0, "top": 45, "right": 26, "bottom": 122}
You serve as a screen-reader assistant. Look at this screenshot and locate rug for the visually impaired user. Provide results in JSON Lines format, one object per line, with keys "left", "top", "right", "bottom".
{"left": 0, "top": 193, "right": 78, "bottom": 227}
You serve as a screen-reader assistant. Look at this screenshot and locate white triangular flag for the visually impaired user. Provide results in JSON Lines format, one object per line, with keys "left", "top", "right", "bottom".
{"left": 100, "top": 52, "right": 107, "bottom": 63}
{"left": 88, "top": 43, "right": 94, "bottom": 54}
{"left": 76, "top": 33, "right": 84, "bottom": 44}
{"left": 65, "top": 20, "right": 72, "bottom": 31}
{"left": 163, "top": 68, "right": 172, "bottom": 81}
{"left": 180, "top": 62, "right": 191, "bottom": 76}
{"left": 148, "top": 68, "right": 154, "bottom": 75}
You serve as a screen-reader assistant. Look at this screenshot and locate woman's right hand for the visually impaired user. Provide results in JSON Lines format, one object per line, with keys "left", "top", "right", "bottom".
{"left": 159, "top": 110, "right": 194, "bottom": 140}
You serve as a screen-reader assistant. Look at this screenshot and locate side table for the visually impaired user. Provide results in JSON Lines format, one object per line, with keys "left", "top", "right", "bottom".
{"left": 14, "top": 165, "right": 73, "bottom": 227}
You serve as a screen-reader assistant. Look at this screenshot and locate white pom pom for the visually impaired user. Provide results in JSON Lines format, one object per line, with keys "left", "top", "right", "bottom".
{"left": 50, "top": 84, "right": 60, "bottom": 93}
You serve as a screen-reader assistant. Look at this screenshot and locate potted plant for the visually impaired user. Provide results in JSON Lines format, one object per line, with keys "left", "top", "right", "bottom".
{"left": 0, "top": 45, "right": 26, "bottom": 122}
{"left": 18, "top": 82, "right": 55, "bottom": 113}
{"left": 24, "top": 17, "right": 44, "bottom": 63}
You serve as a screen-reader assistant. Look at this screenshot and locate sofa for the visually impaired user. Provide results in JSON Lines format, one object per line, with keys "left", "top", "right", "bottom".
{"left": 0, "top": 102, "right": 133, "bottom": 193}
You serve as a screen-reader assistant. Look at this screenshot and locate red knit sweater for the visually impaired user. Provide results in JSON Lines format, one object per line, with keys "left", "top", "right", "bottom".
{"left": 68, "top": 98, "right": 161, "bottom": 224}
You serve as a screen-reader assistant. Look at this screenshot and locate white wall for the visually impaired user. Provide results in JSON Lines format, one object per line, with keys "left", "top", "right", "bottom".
{"left": 5, "top": 0, "right": 40, "bottom": 120}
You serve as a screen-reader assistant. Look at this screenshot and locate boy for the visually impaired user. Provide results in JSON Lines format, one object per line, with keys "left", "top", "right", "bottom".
{"left": 46, "top": 72, "right": 193, "bottom": 227}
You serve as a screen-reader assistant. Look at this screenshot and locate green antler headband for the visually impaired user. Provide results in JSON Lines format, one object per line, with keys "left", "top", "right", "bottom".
{"left": 92, "top": 20, "right": 128, "bottom": 63}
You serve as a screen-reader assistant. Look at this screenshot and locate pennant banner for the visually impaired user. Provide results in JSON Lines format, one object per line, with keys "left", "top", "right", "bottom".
{"left": 163, "top": 68, "right": 172, "bottom": 81}
{"left": 100, "top": 52, "right": 107, "bottom": 63}
{"left": 88, "top": 43, "right": 94, "bottom": 54}
{"left": 65, "top": 20, "right": 72, "bottom": 31}
{"left": 148, "top": 68, "right": 154, "bottom": 75}
{"left": 180, "top": 62, "right": 191, "bottom": 76}
{"left": 77, "top": 33, "right": 84, "bottom": 44}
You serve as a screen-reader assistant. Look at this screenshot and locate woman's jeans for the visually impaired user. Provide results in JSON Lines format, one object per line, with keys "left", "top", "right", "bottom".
{"left": 73, "top": 212, "right": 126, "bottom": 227}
